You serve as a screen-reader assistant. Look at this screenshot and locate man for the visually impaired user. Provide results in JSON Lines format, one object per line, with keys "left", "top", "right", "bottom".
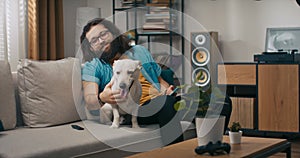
{"left": 80, "top": 18, "right": 184, "bottom": 146}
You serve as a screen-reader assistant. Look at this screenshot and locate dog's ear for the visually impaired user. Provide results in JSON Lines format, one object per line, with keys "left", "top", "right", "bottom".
{"left": 112, "top": 60, "right": 118, "bottom": 68}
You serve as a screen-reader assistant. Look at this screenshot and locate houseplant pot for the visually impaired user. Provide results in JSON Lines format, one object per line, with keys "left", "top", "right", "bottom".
{"left": 195, "top": 115, "right": 225, "bottom": 146}
{"left": 229, "top": 131, "right": 242, "bottom": 144}
{"left": 229, "top": 122, "right": 242, "bottom": 144}
{"left": 174, "top": 77, "right": 230, "bottom": 146}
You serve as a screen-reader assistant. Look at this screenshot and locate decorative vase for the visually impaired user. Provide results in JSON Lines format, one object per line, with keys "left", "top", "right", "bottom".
{"left": 195, "top": 115, "right": 225, "bottom": 146}
{"left": 229, "top": 130, "right": 243, "bottom": 144}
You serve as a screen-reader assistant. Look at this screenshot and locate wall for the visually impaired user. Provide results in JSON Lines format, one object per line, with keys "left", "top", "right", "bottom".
{"left": 75, "top": 0, "right": 300, "bottom": 62}
{"left": 61, "top": 0, "right": 300, "bottom": 84}
{"left": 185, "top": 0, "right": 300, "bottom": 62}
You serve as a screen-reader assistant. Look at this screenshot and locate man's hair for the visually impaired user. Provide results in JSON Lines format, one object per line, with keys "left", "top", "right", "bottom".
{"left": 80, "top": 18, "right": 121, "bottom": 44}
{"left": 80, "top": 18, "right": 122, "bottom": 62}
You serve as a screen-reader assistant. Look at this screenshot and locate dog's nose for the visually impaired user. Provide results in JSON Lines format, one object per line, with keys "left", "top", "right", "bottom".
{"left": 119, "top": 83, "right": 127, "bottom": 89}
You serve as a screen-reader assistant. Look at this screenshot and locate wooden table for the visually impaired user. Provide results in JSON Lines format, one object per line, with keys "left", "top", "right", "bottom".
{"left": 127, "top": 136, "right": 291, "bottom": 158}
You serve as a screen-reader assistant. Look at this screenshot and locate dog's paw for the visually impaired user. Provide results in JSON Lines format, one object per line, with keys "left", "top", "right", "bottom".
{"left": 110, "top": 123, "right": 119, "bottom": 129}
{"left": 132, "top": 124, "right": 140, "bottom": 128}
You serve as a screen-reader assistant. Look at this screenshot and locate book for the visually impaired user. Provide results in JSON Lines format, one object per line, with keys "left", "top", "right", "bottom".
{"left": 140, "top": 29, "right": 170, "bottom": 33}
{"left": 145, "top": 13, "right": 176, "bottom": 20}
{"left": 143, "top": 23, "right": 168, "bottom": 30}
{"left": 151, "top": 0, "right": 174, "bottom": 4}
{"left": 146, "top": 3, "right": 169, "bottom": 7}
{"left": 121, "top": 0, "right": 144, "bottom": 7}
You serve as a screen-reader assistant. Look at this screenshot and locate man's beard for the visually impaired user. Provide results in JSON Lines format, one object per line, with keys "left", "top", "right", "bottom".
{"left": 97, "top": 36, "right": 125, "bottom": 63}
{"left": 99, "top": 49, "right": 118, "bottom": 63}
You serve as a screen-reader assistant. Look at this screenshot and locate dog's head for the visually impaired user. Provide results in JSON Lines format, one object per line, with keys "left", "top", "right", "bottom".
{"left": 112, "top": 59, "right": 141, "bottom": 98}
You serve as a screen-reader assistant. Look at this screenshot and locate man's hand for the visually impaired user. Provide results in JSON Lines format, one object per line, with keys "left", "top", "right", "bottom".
{"left": 165, "top": 85, "right": 175, "bottom": 95}
{"left": 100, "top": 81, "right": 125, "bottom": 104}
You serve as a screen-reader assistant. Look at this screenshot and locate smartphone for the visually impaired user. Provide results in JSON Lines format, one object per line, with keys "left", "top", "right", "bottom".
{"left": 169, "top": 87, "right": 180, "bottom": 96}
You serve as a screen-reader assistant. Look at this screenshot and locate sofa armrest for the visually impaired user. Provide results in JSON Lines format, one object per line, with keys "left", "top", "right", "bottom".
{"left": 11, "top": 71, "right": 24, "bottom": 127}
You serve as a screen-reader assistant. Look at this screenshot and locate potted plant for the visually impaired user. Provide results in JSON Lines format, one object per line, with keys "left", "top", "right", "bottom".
{"left": 174, "top": 74, "right": 229, "bottom": 146}
{"left": 229, "top": 122, "right": 242, "bottom": 144}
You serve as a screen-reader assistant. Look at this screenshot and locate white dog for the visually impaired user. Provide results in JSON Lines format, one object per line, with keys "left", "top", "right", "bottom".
{"left": 100, "top": 59, "right": 142, "bottom": 128}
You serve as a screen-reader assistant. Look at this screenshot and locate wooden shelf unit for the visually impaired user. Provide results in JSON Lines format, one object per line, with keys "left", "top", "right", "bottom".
{"left": 217, "top": 63, "right": 300, "bottom": 133}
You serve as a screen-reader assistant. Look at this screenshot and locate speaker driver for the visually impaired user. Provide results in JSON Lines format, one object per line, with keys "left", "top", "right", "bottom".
{"left": 192, "top": 67, "right": 210, "bottom": 87}
{"left": 195, "top": 34, "right": 206, "bottom": 45}
{"left": 192, "top": 47, "right": 210, "bottom": 66}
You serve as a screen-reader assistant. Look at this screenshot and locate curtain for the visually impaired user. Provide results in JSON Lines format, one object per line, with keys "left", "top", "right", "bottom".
{"left": 0, "top": 0, "right": 27, "bottom": 71}
{"left": 28, "top": 0, "right": 64, "bottom": 60}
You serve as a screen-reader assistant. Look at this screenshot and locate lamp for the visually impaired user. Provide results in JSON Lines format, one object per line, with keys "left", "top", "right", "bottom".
{"left": 75, "top": 7, "right": 101, "bottom": 55}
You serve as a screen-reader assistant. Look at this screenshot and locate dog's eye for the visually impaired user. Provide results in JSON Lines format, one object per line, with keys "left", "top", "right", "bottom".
{"left": 116, "top": 71, "right": 120, "bottom": 75}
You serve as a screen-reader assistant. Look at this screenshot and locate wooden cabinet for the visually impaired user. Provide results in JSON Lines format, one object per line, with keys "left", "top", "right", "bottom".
{"left": 218, "top": 64, "right": 256, "bottom": 130}
{"left": 258, "top": 64, "right": 299, "bottom": 132}
{"left": 218, "top": 63, "right": 300, "bottom": 133}
{"left": 230, "top": 97, "right": 255, "bottom": 129}
{"left": 218, "top": 64, "right": 256, "bottom": 85}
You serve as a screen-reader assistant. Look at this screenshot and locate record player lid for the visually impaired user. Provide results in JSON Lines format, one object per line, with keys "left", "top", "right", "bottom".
{"left": 265, "top": 27, "right": 300, "bottom": 54}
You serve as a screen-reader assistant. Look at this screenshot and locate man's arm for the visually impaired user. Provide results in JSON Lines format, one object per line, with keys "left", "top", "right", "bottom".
{"left": 158, "top": 76, "right": 174, "bottom": 95}
{"left": 82, "top": 81, "right": 101, "bottom": 110}
{"left": 82, "top": 80, "right": 123, "bottom": 110}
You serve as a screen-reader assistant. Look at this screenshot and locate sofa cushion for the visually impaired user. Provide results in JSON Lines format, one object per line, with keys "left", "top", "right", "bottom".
{"left": 17, "top": 58, "right": 85, "bottom": 127}
{"left": 0, "top": 121, "right": 195, "bottom": 157}
{"left": 0, "top": 61, "right": 16, "bottom": 130}
{"left": 0, "top": 121, "right": 125, "bottom": 158}
{"left": 0, "top": 121, "right": 159, "bottom": 157}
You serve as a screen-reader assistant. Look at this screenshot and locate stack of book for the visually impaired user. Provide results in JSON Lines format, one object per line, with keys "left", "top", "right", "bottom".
{"left": 151, "top": 0, "right": 174, "bottom": 4}
{"left": 120, "top": 0, "right": 145, "bottom": 8}
{"left": 142, "top": 2, "right": 176, "bottom": 33}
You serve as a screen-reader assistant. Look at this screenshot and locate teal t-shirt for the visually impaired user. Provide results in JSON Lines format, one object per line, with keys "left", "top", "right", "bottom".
{"left": 81, "top": 58, "right": 112, "bottom": 92}
{"left": 81, "top": 45, "right": 162, "bottom": 92}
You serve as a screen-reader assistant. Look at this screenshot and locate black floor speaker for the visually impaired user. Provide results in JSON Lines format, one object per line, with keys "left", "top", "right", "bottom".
{"left": 191, "top": 32, "right": 220, "bottom": 90}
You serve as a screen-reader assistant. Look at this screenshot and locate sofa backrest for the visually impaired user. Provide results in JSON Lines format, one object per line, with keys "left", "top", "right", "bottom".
{"left": 1, "top": 58, "right": 87, "bottom": 129}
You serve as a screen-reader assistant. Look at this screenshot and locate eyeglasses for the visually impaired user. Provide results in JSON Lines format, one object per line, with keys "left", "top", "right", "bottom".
{"left": 89, "top": 30, "right": 110, "bottom": 47}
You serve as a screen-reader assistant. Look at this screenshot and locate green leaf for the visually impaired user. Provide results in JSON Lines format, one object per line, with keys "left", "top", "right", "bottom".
{"left": 174, "top": 99, "right": 186, "bottom": 111}
{"left": 229, "top": 122, "right": 242, "bottom": 132}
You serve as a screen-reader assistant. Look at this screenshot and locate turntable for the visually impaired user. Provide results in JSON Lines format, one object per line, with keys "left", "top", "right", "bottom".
{"left": 254, "top": 51, "right": 300, "bottom": 63}
{"left": 254, "top": 27, "right": 300, "bottom": 63}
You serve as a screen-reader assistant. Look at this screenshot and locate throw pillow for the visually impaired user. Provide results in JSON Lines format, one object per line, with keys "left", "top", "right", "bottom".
{"left": 0, "top": 61, "right": 17, "bottom": 130}
{"left": 17, "top": 58, "right": 85, "bottom": 127}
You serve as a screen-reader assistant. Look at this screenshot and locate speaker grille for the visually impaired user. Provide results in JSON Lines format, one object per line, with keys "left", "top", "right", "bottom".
{"left": 194, "top": 34, "right": 207, "bottom": 45}
{"left": 192, "top": 67, "right": 210, "bottom": 88}
{"left": 191, "top": 47, "right": 210, "bottom": 66}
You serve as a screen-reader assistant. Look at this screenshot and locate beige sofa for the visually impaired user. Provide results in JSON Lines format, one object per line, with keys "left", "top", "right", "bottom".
{"left": 0, "top": 58, "right": 196, "bottom": 158}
